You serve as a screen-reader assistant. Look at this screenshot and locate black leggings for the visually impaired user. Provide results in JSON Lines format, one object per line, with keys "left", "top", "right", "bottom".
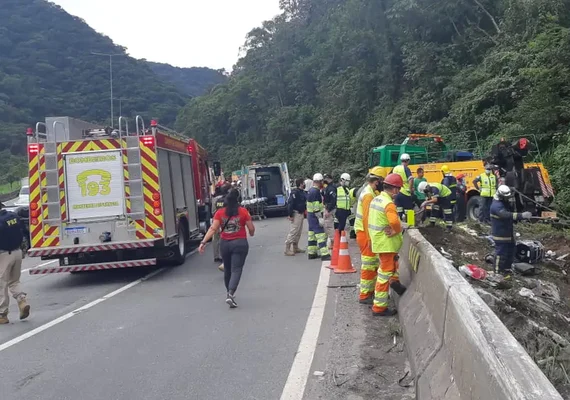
{"left": 220, "top": 238, "right": 249, "bottom": 295}
{"left": 334, "top": 209, "right": 350, "bottom": 231}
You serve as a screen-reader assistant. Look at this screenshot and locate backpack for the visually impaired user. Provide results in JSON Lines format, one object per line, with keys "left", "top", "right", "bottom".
{"left": 0, "top": 210, "right": 24, "bottom": 252}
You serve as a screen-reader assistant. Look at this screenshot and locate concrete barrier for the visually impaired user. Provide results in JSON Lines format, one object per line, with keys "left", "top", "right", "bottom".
{"left": 397, "top": 228, "right": 562, "bottom": 400}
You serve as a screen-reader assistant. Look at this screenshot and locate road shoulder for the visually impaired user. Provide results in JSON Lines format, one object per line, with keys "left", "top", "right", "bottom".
{"left": 303, "top": 240, "right": 415, "bottom": 400}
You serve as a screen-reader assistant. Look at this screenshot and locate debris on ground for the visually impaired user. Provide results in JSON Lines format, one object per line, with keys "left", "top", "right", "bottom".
{"left": 419, "top": 222, "right": 570, "bottom": 397}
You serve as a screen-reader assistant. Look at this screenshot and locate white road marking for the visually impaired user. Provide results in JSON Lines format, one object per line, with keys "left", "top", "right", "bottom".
{"left": 280, "top": 262, "right": 331, "bottom": 400}
{"left": 22, "top": 259, "right": 58, "bottom": 274}
{"left": 0, "top": 248, "right": 199, "bottom": 353}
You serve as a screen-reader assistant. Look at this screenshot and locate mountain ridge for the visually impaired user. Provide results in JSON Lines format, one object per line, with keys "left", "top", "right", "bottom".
{"left": 0, "top": 0, "right": 222, "bottom": 183}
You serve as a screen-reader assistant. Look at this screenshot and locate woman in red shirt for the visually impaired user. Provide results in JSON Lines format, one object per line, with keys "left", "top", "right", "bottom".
{"left": 199, "top": 189, "right": 255, "bottom": 308}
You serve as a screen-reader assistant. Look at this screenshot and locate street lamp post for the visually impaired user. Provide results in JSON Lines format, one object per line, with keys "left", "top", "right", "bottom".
{"left": 91, "top": 52, "right": 125, "bottom": 128}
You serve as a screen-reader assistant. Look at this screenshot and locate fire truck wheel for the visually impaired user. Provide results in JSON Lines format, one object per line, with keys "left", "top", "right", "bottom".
{"left": 466, "top": 195, "right": 481, "bottom": 222}
{"left": 172, "top": 226, "right": 187, "bottom": 265}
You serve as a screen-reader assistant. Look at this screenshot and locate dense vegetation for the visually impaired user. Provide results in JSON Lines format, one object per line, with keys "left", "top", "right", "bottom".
{"left": 148, "top": 62, "right": 226, "bottom": 97}
{"left": 0, "top": 0, "right": 221, "bottom": 190}
{"left": 176, "top": 0, "right": 570, "bottom": 212}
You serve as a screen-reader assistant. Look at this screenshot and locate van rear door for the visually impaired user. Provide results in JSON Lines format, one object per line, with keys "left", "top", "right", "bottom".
{"left": 247, "top": 167, "right": 257, "bottom": 199}
{"left": 281, "top": 162, "right": 291, "bottom": 197}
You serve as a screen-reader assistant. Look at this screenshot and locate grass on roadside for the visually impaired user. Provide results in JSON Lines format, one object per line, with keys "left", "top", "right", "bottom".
{"left": 0, "top": 181, "right": 21, "bottom": 195}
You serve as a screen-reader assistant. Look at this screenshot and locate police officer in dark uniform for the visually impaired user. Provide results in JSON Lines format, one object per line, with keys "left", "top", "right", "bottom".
{"left": 212, "top": 183, "right": 231, "bottom": 266}
{"left": 490, "top": 185, "right": 532, "bottom": 275}
{"left": 285, "top": 178, "right": 307, "bottom": 256}
{"left": 0, "top": 201, "right": 30, "bottom": 324}
{"left": 322, "top": 174, "right": 337, "bottom": 248}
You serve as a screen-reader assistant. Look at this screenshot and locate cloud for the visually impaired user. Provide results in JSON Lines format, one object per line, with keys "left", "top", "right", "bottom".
{"left": 51, "top": 0, "right": 281, "bottom": 70}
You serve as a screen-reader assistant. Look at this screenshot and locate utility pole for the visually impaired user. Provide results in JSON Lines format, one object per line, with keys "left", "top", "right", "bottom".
{"left": 91, "top": 52, "right": 125, "bottom": 128}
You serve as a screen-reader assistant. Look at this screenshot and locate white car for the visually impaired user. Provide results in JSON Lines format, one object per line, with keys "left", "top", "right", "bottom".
{"left": 14, "top": 185, "right": 29, "bottom": 206}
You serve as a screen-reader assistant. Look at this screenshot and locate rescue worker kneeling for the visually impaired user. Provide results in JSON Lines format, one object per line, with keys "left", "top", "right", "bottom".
{"left": 355, "top": 168, "right": 383, "bottom": 304}
{"left": 418, "top": 182, "right": 453, "bottom": 231}
{"left": 491, "top": 185, "right": 532, "bottom": 275}
{"left": 368, "top": 173, "right": 407, "bottom": 316}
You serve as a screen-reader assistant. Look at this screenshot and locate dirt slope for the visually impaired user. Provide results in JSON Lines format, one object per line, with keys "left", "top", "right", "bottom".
{"left": 419, "top": 222, "right": 570, "bottom": 398}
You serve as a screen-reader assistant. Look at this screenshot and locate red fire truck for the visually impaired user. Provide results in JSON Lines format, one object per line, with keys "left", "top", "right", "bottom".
{"left": 25, "top": 116, "right": 217, "bottom": 274}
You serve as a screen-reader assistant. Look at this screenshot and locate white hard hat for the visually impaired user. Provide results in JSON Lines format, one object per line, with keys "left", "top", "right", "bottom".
{"left": 418, "top": 181, "right": 429, "bottom": 192}
{"left": 497, "top": 185, "right": 512, "bottom": 198}
{"left": 340, "top": 173, "right": 351, "bottom": 182}
{"left": 313, "top": 173, "right": 324, "bottom": 181}
{"left": 400, "top": 153, "right": 411, "bottom": 161}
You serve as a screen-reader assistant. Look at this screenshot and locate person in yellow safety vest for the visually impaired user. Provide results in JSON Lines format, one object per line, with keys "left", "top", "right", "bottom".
{"left": 392, "top": 153, "right": 415, "bottom": 219}
{"left": 347, "top": 187, "right": 358, "bottom": 239}
{"left": 418, "top": 182, "right": 453, "bottom": 230}
{"left": 441, "top": 165, "right": 457, "bottom": 221}
{"left": 473, "top": 165, "right": 497, "bottom": 224}
{"left": 334, "top": 173, "right": 352, "bottom": 234}
{"left": 368, "top": 173, "right": 407, "bottom": 316}
{"left": 355, "top": 167, "right": 384, "bottom": 304}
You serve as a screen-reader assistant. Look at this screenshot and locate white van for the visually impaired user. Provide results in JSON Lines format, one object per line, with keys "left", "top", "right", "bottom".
{"left": 241, "top": 162, "right": 291, "bottom": 214}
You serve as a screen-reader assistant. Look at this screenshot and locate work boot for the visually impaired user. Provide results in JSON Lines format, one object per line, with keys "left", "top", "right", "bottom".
{"left": 308, "top": 254, "right": 320, "bottom": 260}
{"left": 18, "top": 299, "right": 30, "bottom": 320}
{"left": 359, "top": 296, "right": 373, "bottom": 305}
{"left": 293, "top": 244, "right": 306, "bottom": 254}
{"left": 0, "top": 314, "right": 8, "bottom": 324}
{"left": 372, "top": 308, "right": 398, "bottom": 317}
{"left": 390, "top": 281, "right": 407, "bottom": 296}
{"left": 214, "top": 257, "right": 223, "bottom": 263}
{"left": 284, "top": 244, "right": 295, "bottom": 257}
{"left": 320, "top": 254, "right": 331, "bottom": 261}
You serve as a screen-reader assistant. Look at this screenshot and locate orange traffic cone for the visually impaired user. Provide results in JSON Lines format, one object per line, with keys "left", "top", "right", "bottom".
{"left": 334, "top": 231, "right": 356, "bottom": 274}
{"left": 328, "top": 230, "right": 341, "bottom": 269}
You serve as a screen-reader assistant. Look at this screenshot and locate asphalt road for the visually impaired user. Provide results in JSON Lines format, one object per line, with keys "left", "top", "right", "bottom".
{"left": 0, "top": 218, "right": 328, "bottom": 400}
{"left": 3, "top": 197, "right": 18, "bottom": 206}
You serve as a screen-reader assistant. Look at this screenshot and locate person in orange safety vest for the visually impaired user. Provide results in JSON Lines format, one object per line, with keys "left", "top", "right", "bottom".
{"left": 354, "top": 167, "right": 384, "bottom": 304}
{"left": 367, "top": 173, "right": 407, "bottom": 316}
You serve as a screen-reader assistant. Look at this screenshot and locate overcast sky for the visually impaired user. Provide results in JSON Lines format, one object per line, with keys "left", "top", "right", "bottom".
{"left": 51, "top": 0, "right": 281, "bottom": 71}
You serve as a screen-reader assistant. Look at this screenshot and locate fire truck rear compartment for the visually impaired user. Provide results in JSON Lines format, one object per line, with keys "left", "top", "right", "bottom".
{"left": 52, "top": 244, "right": 175, "bottom": 266}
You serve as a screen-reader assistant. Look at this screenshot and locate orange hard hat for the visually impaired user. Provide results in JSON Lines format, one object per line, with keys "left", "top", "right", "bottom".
{"left": 456, "top": 173, "right": 466, "bottom": 179}
{"left": 384, "top": 173, "right": 404, "bottom": 188}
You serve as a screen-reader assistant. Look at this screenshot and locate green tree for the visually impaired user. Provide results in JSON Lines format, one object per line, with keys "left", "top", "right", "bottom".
{"left": 176, "top": 0, "right": 570, "bottom": 216}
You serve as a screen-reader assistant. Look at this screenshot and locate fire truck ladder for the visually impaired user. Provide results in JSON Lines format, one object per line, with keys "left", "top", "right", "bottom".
{"left": 36, "top": 121, "right": 66, "bottom": 244}
{"left": 119, "top": 116, "right": 148, "bottom": 236}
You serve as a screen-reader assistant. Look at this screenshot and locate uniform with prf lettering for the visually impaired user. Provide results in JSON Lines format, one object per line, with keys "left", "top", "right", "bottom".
{"left": 0, "top": 203, "right": 30, "bottom": 324}
{"left": 285, "top": 180, "right": 307, "bottom": 256}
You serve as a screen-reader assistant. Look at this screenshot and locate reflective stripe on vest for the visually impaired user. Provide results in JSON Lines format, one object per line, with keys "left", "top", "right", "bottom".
{"left": 393, "top": 165, "right": 411, "bottom": 196}
{"left": 368, "top": 192, "right": 403, "bottom": 254}
{"left": 479, "top": 173, "right": 497, "bottom": 197}
{"left": 307, "top": 201, "right": 322, "bottom": 213}
{"left": 354, "top": 185, "right": 376, "bottom": 233}
{"left": 336, "top": 186, "right": 351, "bottom": 210}
{"left": 430, "top": 182, "right": 451, "bottom": 198}
{"left": 307, "top": 187, "right": 323, "bottom": 213}
{"left": 349, "top": 188, "right": 357, "bottom": 206}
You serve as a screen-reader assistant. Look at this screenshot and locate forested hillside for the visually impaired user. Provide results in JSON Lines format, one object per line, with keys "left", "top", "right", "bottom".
{"left": 148, "top": 63, "right": 226, "bottom": 97}
{"left": 0, "top": 0, "right": 220, "bottom": 186}
{"left": 176, "top": 0, "right": 570, "bottom": 210}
